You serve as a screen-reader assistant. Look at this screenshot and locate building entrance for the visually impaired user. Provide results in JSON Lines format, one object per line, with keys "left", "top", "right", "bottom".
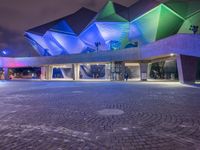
{"left": 79, "top": 63, "right": 110, "bottom": 80}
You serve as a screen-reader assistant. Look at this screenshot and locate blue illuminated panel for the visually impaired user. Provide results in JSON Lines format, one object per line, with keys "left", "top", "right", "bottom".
{"left": 95, "top": 22, "right": 129, "bottom": 48}
{"left": 26, "top": 32, "right": 48, "bottom": 50}
{"left": 79, "top": 23, "right": 108, "bottom": 51}
{"left": 43, "top": 31, "right": 67, "bottom": 56}
{"left": 50, "top": 31, "right": 86, "bottom": 54}
{"left": 51, "top": 20, "right": 75, "bottom": 35}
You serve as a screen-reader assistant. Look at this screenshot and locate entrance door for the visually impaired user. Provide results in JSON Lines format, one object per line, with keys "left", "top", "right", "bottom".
{"left": 110, "top": 62, "right": 125, "bottom": 81}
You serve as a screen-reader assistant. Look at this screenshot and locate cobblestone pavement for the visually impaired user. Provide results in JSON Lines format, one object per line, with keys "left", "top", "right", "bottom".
{"left": 0, "top": 81, "right": 200, "bottom": 150}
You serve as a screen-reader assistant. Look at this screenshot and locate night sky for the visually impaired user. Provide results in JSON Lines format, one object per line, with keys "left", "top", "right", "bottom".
{"left": 0, "top": 0, "right": 167, "bottom": 57}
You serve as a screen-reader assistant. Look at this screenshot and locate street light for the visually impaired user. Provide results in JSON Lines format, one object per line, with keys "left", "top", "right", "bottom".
{"left": 2, "top": 50, "right": 7, "bottom": 55}
{"left": 170, "top": 53, "right": 175, "bottom": 57}
{"left": 0, "top": 50, "right": 7, "bottom": 56}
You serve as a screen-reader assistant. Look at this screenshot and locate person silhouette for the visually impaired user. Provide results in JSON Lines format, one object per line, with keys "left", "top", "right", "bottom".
{"left": 124, "top": 72, "right": 129, "bottom": 81}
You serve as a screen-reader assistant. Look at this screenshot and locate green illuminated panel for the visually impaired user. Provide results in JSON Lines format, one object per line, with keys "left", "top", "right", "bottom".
{"left": 96, "top": 1, "right": 115, "bottom": 20}
{"left": 156, "top": 4, "right": 184, "bottom": 40}
{"left": 96, "top": 1, "right": 127, "bottom": 22}
{"left": 130, "top": 5, "right": 161, "bottom": 44}
{"left": 130, "top": 4, "right": 185, "bottom": 44}
{"left": 97, "top": 13, "right": 127, "bottom": 22}
{"left": 165, "top": 1, "right": 188, "bottom": 18}
{"left": 179, "top": 12, "right": 200, "bottom": 34}
{"left": 165, "top": 0, "right": 200, "bottom": 18}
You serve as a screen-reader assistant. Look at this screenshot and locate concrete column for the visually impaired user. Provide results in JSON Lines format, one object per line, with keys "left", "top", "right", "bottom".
{"left": 112, "top": 62, "right": 125, "bottom": 81}
{"left": 40, "top": 66, "right": 52, "bottom": 80}
{"left": 120, "top": 62, "right": 126, "bottom": 81}
{"left": 3, "top": 68, "right": 9, "bottom": 80}
{"left": 140, "top": 63, "right": 148, "bottom": 81}
{"left": 48, "top": 66, "right": 53, "bottom": 80}
{"left": 176, "top": 54, "right": 198, "bottom": 84}
{"left": 73, "top": 64, "right": 80, "bottom": 80}
{"left": 40, "top": 66, "right": 46, "bottom": 80}
{"left": 105, "top": 64, "right": 111, "bottom": 80}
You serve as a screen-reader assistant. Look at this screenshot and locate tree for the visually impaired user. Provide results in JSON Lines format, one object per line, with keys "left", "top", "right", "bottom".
{"left": 189, "top": 25, "right": 199, "bottom": 34}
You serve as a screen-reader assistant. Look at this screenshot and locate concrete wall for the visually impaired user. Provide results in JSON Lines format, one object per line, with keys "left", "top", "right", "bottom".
{"left": 0, "top": 48, "right": 140, "bottom": 68}
{"left": 177, "top": 55, "right": 199, "bottom": 83}
{"left": 1, "top": 34, "right": 200, "bottom": 83}
{"left": 0, "top": 34, "right": 200, "bottom": 68}
{"left": 141, "top": 34, "right": 200, "bottom": 59}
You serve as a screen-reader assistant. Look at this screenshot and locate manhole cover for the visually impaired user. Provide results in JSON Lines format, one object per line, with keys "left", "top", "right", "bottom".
{"left": 97, "top": 109, "right": 124, "bottom": 116}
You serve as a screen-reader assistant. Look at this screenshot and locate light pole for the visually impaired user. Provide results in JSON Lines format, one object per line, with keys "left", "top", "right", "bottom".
{"left": 95, "top": 42, "right": 101, "bottom": 52}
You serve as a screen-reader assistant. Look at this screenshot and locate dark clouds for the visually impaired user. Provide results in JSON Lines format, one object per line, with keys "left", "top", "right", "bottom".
{"left": 0, "top": 26, "right": 38, "bottom": 57}
{"left": 0, "top": 0, "right": 135, "bottom": 31}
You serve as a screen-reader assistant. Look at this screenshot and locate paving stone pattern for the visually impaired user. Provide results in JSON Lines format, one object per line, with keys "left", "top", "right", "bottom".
{"left": 0, "top": 81, "right": 200, "bottom": 150}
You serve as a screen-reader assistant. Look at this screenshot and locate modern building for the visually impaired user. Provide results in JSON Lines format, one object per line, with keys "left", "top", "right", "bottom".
{"left": 0, "top": 0, "right": 200, "bottom": 83}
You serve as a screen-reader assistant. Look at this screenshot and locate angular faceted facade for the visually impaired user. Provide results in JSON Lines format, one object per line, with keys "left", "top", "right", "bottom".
{"left": 79, "top": 1, "right": 129, "bottom": 51}
{"left": 129, "top": 4, "right": 184, "bottom": 45}
{"left": 25, "top": 0, "right": 200, "bottom": 56}
{"left": 25, "top": 7, "right": 97, "bottom": 56}
{"left": 165, "top": 0, "right": 200, "bottom": 35}
{"left": 179, "top": 12, "right": 200, "bottom": 34}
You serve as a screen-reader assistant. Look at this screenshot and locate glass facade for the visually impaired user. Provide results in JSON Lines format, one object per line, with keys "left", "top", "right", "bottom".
{"left": 148, "top": 59, "right": 178, "bottom": 80}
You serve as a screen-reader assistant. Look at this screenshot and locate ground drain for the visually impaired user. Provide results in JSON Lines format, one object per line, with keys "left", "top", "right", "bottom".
{"left": 97, "top": 109, "right": 124, "bottom": 116}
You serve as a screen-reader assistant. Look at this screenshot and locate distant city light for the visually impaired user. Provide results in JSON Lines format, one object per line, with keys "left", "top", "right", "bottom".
{"left": 170, "top": 53, "right": 175, "bottom": 57}
{"left": 2, "top": 51, "right": 7, "bottom": 55}
{"left": 1, "top": 50, "right": 7, "bottom": 56}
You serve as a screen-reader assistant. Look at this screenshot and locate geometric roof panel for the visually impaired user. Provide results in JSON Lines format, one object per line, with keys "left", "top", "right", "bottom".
{"left": 156, "top": 4, "right": 184, "bottom": 40}
{"left": 130, "top": 4, "right": 185, "bottom": 45}
{"left": 96, "top": 1, "right": 115, "bottom": 20}
{"left": 113, "top": 2, "right": 129, "bottom": 20}
{"left": 94, "top": 1, "right": 128, "bottom": 23}
{"left": 79, "top": 23, "right": 108, "bottom": 50}
{"left": 50, "top": 20, "right": 75, "bottom": 35}
{"left": 165, "top": 0, "right": 200, "bottom": 19}
{"left": 96, "top": 22, "right": 129, "bottom": 47}
{"left": 64, "top": 7, "right": 97, "bottom": 35}
{"left": 26, "top": 20, "right": 58, "bottom": 36}
{"left": 178, "top": 11, "right": 200, "bottom": 34}
{"left": 26, "top": 7, "right": 96, "bottom": 36}
{"left": 50, "top": 31, "right": 86, "bottom": 54}
{"left": 130, "top": 5, "right": 161, "bottom": 44}
{"left": 129, "top": 0, "right": 160, "bottom": 21}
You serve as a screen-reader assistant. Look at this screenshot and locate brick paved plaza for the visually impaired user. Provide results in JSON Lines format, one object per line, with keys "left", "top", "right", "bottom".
{"left": 0, "top": 81, "right": 200, "bottom": 150}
